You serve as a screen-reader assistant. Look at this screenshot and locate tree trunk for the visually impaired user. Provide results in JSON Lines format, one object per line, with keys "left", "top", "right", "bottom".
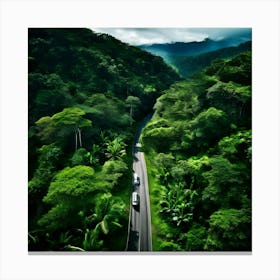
{"left": 78, "top": 128, "right": 82, "bottom": 147}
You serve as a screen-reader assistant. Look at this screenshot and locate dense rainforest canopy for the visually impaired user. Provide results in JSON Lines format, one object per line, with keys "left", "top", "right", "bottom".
{"left": 28, "top": 28, "right": 180, "bottom": 251}
{"left": 142, "top": 51, "right": 252, "bottom": 251}
{"left": 169, "top": 41, "right": 252, "bottom": 78}
{"left": 28, "top": 28, "right": 251, "bottom": 252}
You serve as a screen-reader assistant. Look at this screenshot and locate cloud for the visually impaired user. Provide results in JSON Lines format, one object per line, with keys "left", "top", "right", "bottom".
{"left": 91, "top": 28, "right": 251, "bottom": 46}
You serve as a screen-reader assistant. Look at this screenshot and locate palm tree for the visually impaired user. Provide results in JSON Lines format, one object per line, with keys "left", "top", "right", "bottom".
{"left": 93, "top": 193, "right": 125, "bottom": 235}
{"left": 64, "top": 193, "right": 125, "bottom": 251}
{"left": 105, "top": 137, "right": 126, "bottom": 160}
{"left": 79, "top": 193, "right": 125, "bottom": 251}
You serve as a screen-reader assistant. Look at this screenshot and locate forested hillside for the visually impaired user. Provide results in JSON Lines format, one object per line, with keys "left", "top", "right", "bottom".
{"left": 170, "top": 41, "right": 252, "bottom": 78}
{"left": 28, "top": 28, "right": 180, "bottom": 251}
{"left": 142, "top": 51, "right": 252, "bottom": 251}
{"left": 139, "top": 37, "right": 250, "bottom": 64}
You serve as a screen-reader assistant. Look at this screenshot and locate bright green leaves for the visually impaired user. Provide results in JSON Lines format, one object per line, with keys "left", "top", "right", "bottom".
{"left": 37, "top": 161, "right": 128, "bottom": 245}
{"left": 125, "top": 95, "right": 141, "bottom": 107}
{"left": 28, "top": 28, "right": 180, "bottom": 251}
{"left": 93, "top": 193, "right": 125, "bottom": 234}
{"left": 82, "top": 228, "right": 104, "bottom": 251}
{"left": 51, "top": 107, "right": 92, "bottom": 128}
{"left": 205, "top": 208, "right": 251, "bottom": 251}
{"left": 189, "top": 107, "right": 229, "bottom": 147}
{"left": 218, "top": 130, "right": 252, "bottom": 163}
{"left": 105, "top": 136, "right": 127, "bottom": 160}
{"left": 206, "top": 81, "right": 251, "bottom": 127}
{"left": 201, "top": 156, "right": 244, "bottom": 208}
{"left": 218, "top": 52, "right": 251, "bottom": 85}
{"left": 102, "top": 160, "right": 128, "bottom": 189}
{"left": 38, "top": 203, "right": 73, "bottom": 231}
{"left": 183, "top": 224, "right": 207, "bottom": 251}
{"left": 70, "top": 148, "right": 89, "bottom": 166}
{"left": 36, "top": 107, "right": 92, "bottom": 144}
{"left": 43, "top": 165, "right": 96, "bottom": 205}
{"left": 29, "top": 144, "right": 62, "bottom": 196}
{"left": 153, "top": 81, "right": 200, "bottom": 121}
{"left": 125, "top": 95, "right": 141, "bottom": 125}
{"left": 144, "top": 51, "right": 251, "bottom": 251}
{"left": 80, "top": 193, "right": 126, "bottom": 250}
{"left": 159, "top": 183, "right": 196, "bottom": 227}
{"left": 204, "top": 52, "right": 251, "bottom": 85}
{"left": 141, "top": 119, "right": 177, "bottom": 153}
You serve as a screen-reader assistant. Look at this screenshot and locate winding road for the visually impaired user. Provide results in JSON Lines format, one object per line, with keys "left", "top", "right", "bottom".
{"left": 126, "top": 142, "right": 152, "bottom": 251}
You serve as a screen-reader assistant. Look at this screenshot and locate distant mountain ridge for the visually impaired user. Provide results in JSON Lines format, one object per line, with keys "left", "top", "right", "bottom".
{"left": 170, "top": 41, "right": 252, "bottom": 78}
{"left": 138, "top": 37, "right": 250, "bottom": 63}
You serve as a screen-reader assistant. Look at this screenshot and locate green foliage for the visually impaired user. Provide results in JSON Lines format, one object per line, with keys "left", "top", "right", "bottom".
{"left": 206, "top": 81, "right": 251, "bottom": 127}
{"left": 218, "top": 130, "right": 252, "bottom": 163}
{"left": 28, "top": 28, "right": 180, "bottom": 251}
{"left": 142, "top": 120, "right": 177, "bottom": 152}
{"left": 51, "top": 107, "right": 92, "bottom": 128}
{"left": 201, "top": 156, "right": 244, "bottom": 208}
{"left": 189, "top": 107, "right": 230, "bottom": 148}
{"left": 126, "top": 95, "right": 141, "bottom": 125}
{"left": 85, "top": 144, "right": 101, "bottom": 166}
{"left": 205, "top": 208, "right": 251, "bottom": 251}
{"left": 105, "top": 136, "right": 127, "bottom": 160}
{"left": 169, "top": 41, "right": 251, "bottom": 78}
{"left": 70, "top": 148, "right": 88, "bottom": 166}
{"left": 82, "top": 228, "right": 103, "bottom": 251}
{"left": 29, "top": 28, "right": 252, "bottom": 252}
{"left": 144, "top": 51, "right": 251, "bottom": 251}
{"left": 79, "top": 193, "right": 126, "bottom": 251}
{"left": 159, "top": 183, "right": 196, "bottom": 227}
{"left": 101, "top": 160, "right": 128, "bottom": 189}
{"left": 183, "top": 224, "right": 207, "bottom": 251}
{"left": 93, "top": 193, "right": 125, "bottom": 235}
{"left": 218, "top": 52, "right": 251, "bottom": 85}
{"left": 83, "top": 93, "right": 130, "bottom": 129}
{"left": 29, "top": 144, "right": 62, "bottom": 196}
{"left": 43, "top": 165, "right": 96, "bottom": 204}
{"left": 159, "top": 241, "right": 183, "bottom": 251}
{"left": 36, "top": 107, "right": 92, "bottom": 144}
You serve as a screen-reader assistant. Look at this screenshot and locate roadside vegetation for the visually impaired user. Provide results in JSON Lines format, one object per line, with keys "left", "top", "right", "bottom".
{"left": 142, "top": 52, "right": 252, "bottom": 251}
{"left": 28, "top": 28, "right": 251, "bottom": 252}
{"left": 28, "top": 28, "right": 179, "bottom": 251}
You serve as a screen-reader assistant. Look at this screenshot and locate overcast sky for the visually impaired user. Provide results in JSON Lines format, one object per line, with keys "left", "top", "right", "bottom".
{"left": 91, "top": 28, "right": 252, "bottom": 46}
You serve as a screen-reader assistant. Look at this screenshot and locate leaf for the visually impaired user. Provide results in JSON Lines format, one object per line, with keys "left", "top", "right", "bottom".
{"left": 65, "top": 245, "right": 85, "bottom": 252}
{"left": 100, "top": 220, "right": 109, "bottom": 235}
{"left": 112, "top": 221, "right": 122, "bottom": 228}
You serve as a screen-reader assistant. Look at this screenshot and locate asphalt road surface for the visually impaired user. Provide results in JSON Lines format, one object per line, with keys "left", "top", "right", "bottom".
{"left": 126, "top": 143, "right": 152, "bottom": 251}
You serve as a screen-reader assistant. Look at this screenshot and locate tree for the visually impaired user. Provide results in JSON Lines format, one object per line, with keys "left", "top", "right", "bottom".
{"left": 38, "top": 165, "right": 101, "bottom": 231}
{"left": 218, "top": 130, "right": 252, "bottom": 164}
{"left": 29, "top": 144, "right": 62, "bottom": 224}
{"left": 201, "top": 156, "right": 245, "bottom": 209}
{"left": 70, "top": 148, "right": 88, "bottom": 166}
{"left": 93, "top": 193, "right": 126, "bottom": 236}
{"left": 32, "top": 73, "right": 73, "bottom": 122}
{"left": 86, "top": 144, "right": 101, "bottom": 166}
{"left": 204, "top": 208, "right": 251, "bottom": 251}
{"left": 183, "top": 224, "right": 207, "bottom": 251}
{"left": 105, "top": 136, "right": 126, "bottom": 160}
{"left": 154, "top": 153, "right": 175, "bottom": 183}
{"left": 102, "top": 159, "right": 128, "bottom": 188}
{"left": 36, "top": 107, "right": 92, "bottom": 149}
{"left": 125, "top": 95, "right": 141, "bottom": 125}
{"left": 189, "top": 107, "right": 230, "bottom": 149}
